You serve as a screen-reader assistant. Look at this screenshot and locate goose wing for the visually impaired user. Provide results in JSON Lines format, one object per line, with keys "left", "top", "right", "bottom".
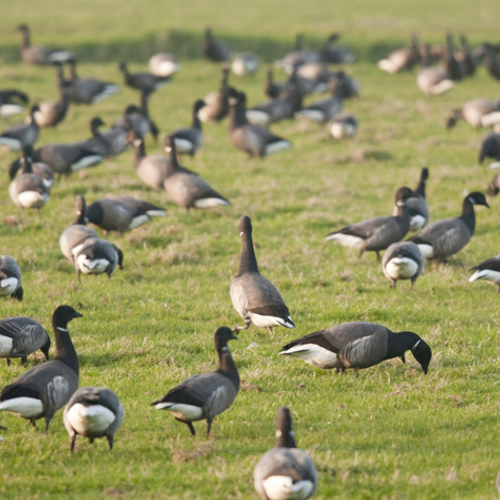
{"left": 0, "top": 318, "right": 46, "bottom": 355}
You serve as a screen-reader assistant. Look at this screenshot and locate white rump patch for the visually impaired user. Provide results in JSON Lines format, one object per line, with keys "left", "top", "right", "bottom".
{"left": 481, "top": 112, "right": 500, "bottom": 127}
{"left": 469, "top": 269, "right": 500, "bottom": 285}
{"left": 76, "top": 255, "right": 110, "bottom": 274}
{"left": 262, "top": 475, "right": 315, "bottom": 500}
{"left": 145, "top": 210, "right": 166, "bottom": 217}
{"left": 0, "top": 336, "right": 14, "bottom": 357}
{"left": 92, "top": 85, "right": 120, "bottom": 103}
{"left": 48, "top": 51, "right": 73, "bottom": 63}
{"left": 158, "top": 61, "right": 179, "bottom": 77}
{"left": 0, "top": 137, "right": 22, "bottom": 151}
{"left": 325, "top": 233, "right": 364, "bottom": 249}
{"left": 409, "top": 215, "right": 426, "bottom": 231}
{"left": 249, "top": 313, "right": 295, "bottom": 329}
{"left": 0, "top": 277, "right": 19, "bottom": 296}
{"left": 377, "top": 59, "right": 398, "bottom": 73}
{"left": 71, "top": 155, "right": 104, "bottom": 172}
{"left": 173, "top": 138, "right": 193, "bottom": 153}
{"left": 246, "top": 110, "right": 270, "bottom": 126}
{"left": 155, "top": 402, "right": 203, "bottom": 421}
{"left": 127, "top": 214, "right": 150, "bottom": 229}
{"left": 194, "top": 198, "right": 230, "bottom": 208}
{"left": 385, "top": 257, "right": 419, "bottom": 280}
{"left": 417, "top": 244, "right": 435, "bottom": 260}
{"left": 0, "top": 104, "right": 25, "bottom": 117}
{"left": 280, "top": 343, "right": 339, "bottom": 369}
{"left": 295, "top": 109, "right": 325, "bottom": 123}
{"left": 17, "top": 191, "right": 49, "bottom": 209}
{"left": 489, "top": 162, "right": 500, "bottom": 170}
{"left": 431, "top": 80, "right": 454, "bottom": 95}
{"left": 67, "top": 403, "right": 115, "bottom": 436}
{"left": 265, "top": 141, "right": 292, "bottom": 156}
{"left": 0, "top": 397, "right": 43, "bottom": 419}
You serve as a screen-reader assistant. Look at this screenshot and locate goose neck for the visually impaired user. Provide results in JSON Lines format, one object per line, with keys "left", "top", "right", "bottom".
{"left": 275, "top": 430, "right": 297, "bottom": 448}
{"left": 386, "top": 331, "right": 420, "bottom": 359}
{"left": 460, "top": 199, "right": 476, "bottom": 234}
{"left": 217, "top": 348, "right": 240, "bottom": 390}
{"left": 133, "top": 141, "right": 146, "bottom": 168}
{"left": 236, "top": 231, "right": 259, "bottom": 276}
{"left": 52, "top": 319, "right": 79, "bottom": 375}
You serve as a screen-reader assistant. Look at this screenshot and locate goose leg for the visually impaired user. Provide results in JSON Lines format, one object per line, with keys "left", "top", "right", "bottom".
{"left": 44, "top": 415, "right": 53, "bottom": 433}
{"left": 5, "top": 359, "right": 10, "bottom": 366}
{"left": 233, "top": 318, "right": 251, "bottom": 333}
{"left": 390, "top": 279, "right": 396, "bottom": 289}
{"left": 0, "top": 426, "right": 7, "bottom": 430}
{"left": 29, "top": 419, "right": 37, "bottom": 428}
{"left": 375, "top": 251, "right": 381, "bottom": 262}
{"left": 206, "top": 419, "right": 213, "bottom": 438}
{"left": 106, "top": 435, "right": 114, "bottom": 451}
{"left": 186, "top": 421, "right": 196, "bottom": 436}
{"left": 20, "top": 355, "right": 27, "bottom": 366}
{"left": 70, "top": 433, "right": 77, "bottom": 454}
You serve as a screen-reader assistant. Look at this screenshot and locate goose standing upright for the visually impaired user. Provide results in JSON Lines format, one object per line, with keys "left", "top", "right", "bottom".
{"left": 408, "top": 192, "right": 489, "bottom": 262}
{"left": 151, "top": 327, "right": 239, "bottom": 437}
{"left": 0, "top": 90, "right": 29, "bottom": 117}
{"left": 382, "top": 241, "right": 425, "bottom": 289}
{"left": 202, "top": 28, "right": 232, "bottom": 62}
{"left": 254, "top": 407, "right": 317, "bottom": 500}
{"left": 0, "top": 256, "right": 23, "bottom": 301}
{"left": 406, "top": 167, "right": 430, "bottom": 230}
{"left": 0, "top": 306, "right": 82, "bottom": 431}
{"left": 8, "top": 145, "right": 54, "bottom": 191}
{"left": 440, "top": 33, "right": 464, "bottom": 81}
{"left": 198, "top": 65, "right": 230, "bottom": 123}
{"left": 230, "top": 215, "right": 295, "bottom": 333}
{"left": 0, "top": 105, "right": 40, "bottom": 151}
{"left": 170, "top": 99, "right": 205, "bottom": 157}
{"left": 483, "top": 44, "right": 500, "bottom": 81}
{"left": 456, "top": 35, "right": 476, "bottom": 77}
{"left": 17, "top": 24, "right": 73, "bottom": 65}
{"left": 264, "top": 69, "right": 287, "bottom": 99}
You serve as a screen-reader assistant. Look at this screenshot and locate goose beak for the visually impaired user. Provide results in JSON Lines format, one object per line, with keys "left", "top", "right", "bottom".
{"left": 74, "top": 311, "right": 83, "bottom": 318}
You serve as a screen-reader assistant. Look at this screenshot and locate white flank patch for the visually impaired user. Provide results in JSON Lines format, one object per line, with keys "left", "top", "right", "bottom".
{"left": 17, "top": 191, "right": 49, "bottom": 209}
{"left": 481, "top": 112, "right": 500, "bottom": 127}
{"left": 469, "top": 269, "right": 500, "bottom": 285}
{"left": 377, "top": 59, "right": 397, "bottom": 73}
{"left": 431, "top": 80, "right": 454, "bottom": 95}
{"left": 330, "top": 123, "right": 354, "bottom": 139}
{"left": 325, "top": 233, "right": 364, "bottom": 249}
{"left": 246, "top": 110, "right": 270, "bottom": 126}
{"left": 280, "top": 343, "right": 339, "bottom": 369}
{"left": 410, "top": 215, "right": 426, "bottom": 231}
{"left": 127, "top": 214, "right": 150, "bottom": 229}
{"left": 489, "top": 162, "right": 500, "bottom": 170}
{"left": 0, "top": 104, "right": 25, "bottom": 117}
{"left": 76, "top": 255, "right": 109, "bottom": 274}
{"left": 92, "top": 86, "right": 120, "bottom": 104}
{"left": 249, "top": 313, "right": 295, "bottom": 329}
{"left": 295, "top": 109, "right": 324, "bottom": 123}
{"left": 0, "top": 137, "right": 22, "bottom": 151}
{"left": 71, "top": 155, "right": 104, "bottom": 172}
{"left": 155, "top": 402, "right": 203, "bottom": 421}
{"left": 159, "top": 61, "right": 178, "bottom": 77}
{"left": 262, "top": 475, "right": 315, "bottom": 500}
{"left": 173, "top": 138, "right": 193, "bottom": 153}
{"left": 194, "top": 198, "right": 230, "bottom": 208}
{"left": 232, "top": 60, "right": 246, "bottom": 76}
{"left": 48, "top": 51, "right": 73, "bottom": 63}
{"left": 417, "top": 244, "right": 435, "bottom": 260}
{"left": 0, "top": 277, "right": 19, "bottom": 296}
{"left": 67, "top": 403, "right": 115, "bottom": 436}
{"left": 385, "top": 257, "right": 419, "bottom": 280}
{"left": 265, "top": 141, "right": 292, "bottom": 156}
{"left": 0, "top": 397, "right": 43, "bottom": 419}
{"left": 43, "top": 178, "right": 55, "bottom": 190}
{"left": 197, "top": 106, "right": 211, "bottom": 123}
{"left": 0, "top": 336, "right": 14, "bottom": 357}
{"left": 145, "top": 210, "right": 166, "bottom": 217}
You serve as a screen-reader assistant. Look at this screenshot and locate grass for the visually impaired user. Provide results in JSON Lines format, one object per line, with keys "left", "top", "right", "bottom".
{"left": 1, "top": 0, "right": 500, "bottom": 499}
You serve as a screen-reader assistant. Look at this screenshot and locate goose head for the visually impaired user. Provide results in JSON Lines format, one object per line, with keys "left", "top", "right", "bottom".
{"left": 214, "top": 326, "right": 238, "bottom": 349}
{"left": 275, "top": 406, "right": 296, "bottom": 448}
{"left": 394, "top": 186, "right": 414, "bottom": 207}
{"left": 410, "top": 338, "right": 432, "bottom": 374}
{"left": 239, "top": 214, "right": 252, "bottom": 236}
{"left": 118, "top": 61, "right": 128, "bottom": 74}
{"left": 193, "top": 99, "right": 206, "bottom": 114}
{"left": 466, "top": 191, "right": 489, "bottom": 208}
{"left": 53, "top": 305, "right": 83, "bottom": 329}
{"left": 446, "top": 109, "right": 460, "bottom": 130}
{"left": 17, "top": 24, "right": 29, "bottom": 34}
{"left": 125, "top": 129, "right": 143, "bottom": 147}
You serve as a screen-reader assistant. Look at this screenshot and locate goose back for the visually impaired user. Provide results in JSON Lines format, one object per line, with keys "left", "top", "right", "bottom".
{"left": 0, "top": 256, "right": 23, "bottom": 300}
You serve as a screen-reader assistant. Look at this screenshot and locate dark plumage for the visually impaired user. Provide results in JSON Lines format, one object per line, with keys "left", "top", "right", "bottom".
{"left": 248, "top": 87, "right": 303, "bottom": 127}
{"left": 406, "top": 167, "right": 430, "bottom": 231}
{"left": 0, "top": 105, "right": 40, "bottom": 151}
{"left": 8, "top": 146, "right": 54, "bottom": 191}
{"left": 469, "top": 254, "right": 500, "bottom": 292}
{"left": 479, "top": 132, "right": 500, "bottom": 164}
{"left": 0, "top": 90, "right": 29, "bottom": 117}
{"left": 118, "top": 62, "right": 170, "bottom": 92}
{"left": 440, "top": 33, "right": 464, "bottom": 81}
{"left": 0, "top": 256, "right": 23, "bottom": 301}
{"left": 198, "top": 65, "right": 230, "bottom": 123}
{"left": 202, "top": 28, "right": 232, "bottom": 62}
{"left": 483, "top": 44, "right": 500, "bottom": 81}
{"left": 170, "top": 99, "right": 205, "bottom": 157}
{"left": 382, "top": 241, "right": 425, "bottom": 289}
{"left": 73, "top": 238, "right": 123, "bottom": 282}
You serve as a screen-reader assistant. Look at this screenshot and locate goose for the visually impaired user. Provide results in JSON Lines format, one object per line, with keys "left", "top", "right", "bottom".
{"left": 202, "top": 28, "right": 232, "bottom": 62}
{"left": 440, "top": 33, "right": 464, "bottom": 81}
{"left": 293, "top": 63, "right": 332, "bottom": 94}
{"left": 17, "top": 24, "right": 73, "bottom": 65}
{"left": 9, "top": 148, "right": 50, "bottom": 212}
{"left": 64, "top": 387, "right": 124, "bottom": 453}
{"left": 382, "top": 241, "right": 424, "bottom": 289}
{"left": 405, "top": 167, "right": 430, "bottom": 231}
{"left": 319, "top": 32, "right": 356, "bottom": 64}
{"left": 228, "top": 90, "right": 292, "bottom": 158}
{"left": 377, "top": 34, "right": 420, "bottom": 73}
{"left": 326, "top": 186, "right": 414, "bottom": 261}
{"left": 0, "top": 90, "right": 29, "bottom": 117}
{"left": 8, "top": 145, "right": 54, "bottom": 190}
{"left": 455, "top": 35, "right": 476, "bottom": 77}
{"left": 151, "top": 326, "right": 239, "bottom": 437}
{"left": 232, "top": 53, "right": 259, "bottom": 76}
{"left": 408, "top": 192, "right": 489, "bottom": 262}
{"left": 254, "top": 407, "right": 317, "bottom": 500}
{"left": 73, "top": 238, "right": 123, "bottom": 281}
{"left": 327, "top": 70, "right": 360, "bottom": 99}
{"left": 486, "top": 170, "right": 500, "bottom": 199}
{"left": 101, "top": 118, "right": 131, "bottom": 157}
{"left": 170, "top": 99, "right": 205, "bottom": 157}
{"left": 149, "top": 53, "right": 180, "bottom": 78}
{"left": 81, "top": 117, "right": 111, "bottom": 158}
{"left": 33, "top": 63, "right": 69, "bottom": 128}
{"left": 230, "top": 215, "right": 295, "bottom": 333}
{"left": 279, "top": 321, "right": 432, "bottom": 374}
{"left": 0, "top": 305, "right": 82, "bottom": 431}
{"left": 163, "top": 136, "right": 230, "bottom": 209}
{"left": 277, "top": 34, "right": 321, "bottom": 74}
{"left": 416, "top": 45, "right": 454, "bottom": 96}
{"left": 295, "top": 86, "right": 343, "bottom": 125}
{"left": 85, "top": 196, "right": 166, "bottom": 234}
{"left": 0, "top": 316, "right": 50, "bottom": 366}
{"left": 59, "top": 195, "right": 99, "bottom": 264}
{"left": 264, "top": 69, "right": 288, "bottom": 99}
{"left": 328, "top": 113, "right": 358, "bottom": 139}
{"left": 66, "top": 58, "right": 120, "bottom": 105}
{"left": 0, "top": 256, "right": 23, "bottom": 301}
{"left": 0, "top": 105, "right": 40, "bottom": 151}
{"left": 248, "top": 87, "right": 303, "bottom": 127}
{"left": 198, "top": 65, "right": 230, "bottom": 123}
{"left": 483, "top": 44, "right": 500, "bottom": 81}
{"left": 469, "top": 255, "right": 500, "bottom": 292}
{"left": 478, "top": 132, "right": 500, "bottom": 164}
{"left": 118, "top": 62, "right": 169, "bottom": 92}
{"left": 446, "top": 99, "right": 500, "bottom": 129}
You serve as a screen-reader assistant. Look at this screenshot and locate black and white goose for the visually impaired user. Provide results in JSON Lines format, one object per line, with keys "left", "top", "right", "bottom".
{"left": 8, "top": 145, "right": 54, "bottom": 191}
{"left": 382, "top": 241, "right": 425, "bottom": 289}
{"left": 254, "top": 406, "right": 317, "bottom": 500}
{"left": 0, "top": 105, "right": 40, "bottom": 151}
{"left": 483, "top": 44, "right": 500, "bottom": 81}
{"left": 0, "top": 305, "right": 82, "bottom": 431}
{"left": 328, "top": 113, "right": 358, "bottom": 140}
{"left": 295, "top": 85, "right": 343, "bottom": 125}
{"left": 151, "top": 326, "right": 239, "bottom": 437}
{"left": 149, "top": 53, "right": 179, "bottom": 78}
{"left": 0, "top": 90, "right": 29, "bottom": 117}
{"left": 17, "top": 24, "right": 73, "bottom": 65}
{"left": 408, "top": 192, "right": 489, "bottom": 262}
{"left": 66, "top": 58, "right": 120, "bottom": 105}
{"left": 248, "top": 86, "right": 303, "bottom": 127}
{"left": 403, "top": 167, "right": 430, "bottom": 231}
{"left": 228, "top": 90, "right": 292, "bottom": 158}
{"left": 446, "top": 98, "right": 500, "bottom": 129}
{"left": 0, "top": 316, "right": 50, "bottom": 366}
{"left": 0, "top": 256, "right": 23, "bottom": 301}
{"left": 118, "top": 62, "right": 169, "bottom": 92}
{"left": 85, "top": 196, "right": 166, "bottom": 234}
{"left": 416, "top": 44, "right": 455, "bottom": 96}
{"left": 230, "top": 215, "right": 295, "bottom": 333}
{"left": 202, "top": 28, "right": 232, "bottom": 62}
{"left": 279, "top": 321, "right": 432, "bottom": 374}
{"left": 479, "top": 132, "right": 500, "bottom": 165}
{"left": 73, "top": 238, "right": 123, "bottom": 282}
{"left": 328, "top": 70, "right": 360, "bottom": 99}
{"left": 198, "top": 65, "right": 230, "bottom": 123}
{"left": 63, "top": 387, "right": 124, "bottom": 453}
{"left": 163, "top": 136, "right": 230, "bottom": 209}
{"left": 469, "top": 255, "right": 500, "bottom": 292}
{"left": 232, "top": 53, "right": 259, "bottom": 76}
{"left": 170, "top": 99, "right": 205, "bottom": 157}
{"left": 377, "top": 34, "right": 420, "bottom": 73}
{"left": 326, "top": 186, "right": 414, "bottom": 261}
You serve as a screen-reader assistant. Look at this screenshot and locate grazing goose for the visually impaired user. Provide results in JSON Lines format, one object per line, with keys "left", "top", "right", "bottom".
{"left": 228, "top": 90, "right": 292, "bottom": 158}
{"left": 469, "top": 254, "right": 500, "bottom": 292}
{"left": 0, "top": 105, "right": 40, "bottom": 151}
{"left": 101, "top": 118, "right": 131, "bottom": 157}
{"left": 64, "top": 387, "right": 124, "bottom": 453}
{"left": 0, "top": 90, "right": 29, "bottom": 117}
{"left": 328, "top": 70, "right": 360, "bottom": 99}
{"left": 163, "top": 136, "right": 230, "bottom": 209}
{"left": 326, "top": 186, "right": 414, "bottom": 261}
{"left": 8, "top": 146, "right": 54, "bottom": 190}
{"left": 295, "top": 85, "right": 343, "bottom": 125}
{"left": 170, "top": 99, "right": 205, "bottom": 157}
{"left": 0, "top": 256, "right": 23, "bottom": 301}
{"left": 377, "top": 34, "right": 420, "bottom": 73}
{"left": 118, "top": 62, "right": 169, "bottom": 92}
{"left": 85, "top": 196, "right": 166, "bottom": 234}
{"left": 198, "top": 65, "right": 230, "bottom": 123}
{"left": 151, "top": 326, "right": 239, "bottom": 437}
{"left": 73, "top": 238, "right": 123, "bottom": 281}
{"left": 9, "top": 148, "right": 50, "bottom": 212}
{"left": 483, "top": 44, "right": 500, "bottom": 81}
{"left": 328, "top": 113, "right": 358, "bottom": 140}
{"left": 382, "top": 241, "right": 424, "bottom": 289}
{"left": 455, "top": 35, "right": 476, "bottom": 77}
{"left": 446, "top": 98, "right": 500, "bottom": 129}
{"left": 254, "top": 407, "right": 318, "bottom": 500}
{"left": 232, "top": 53, "right": 259, "bottom": 76}
{"left": 66, "top": 58, "right": 120, "bottom": 105}
{"left": 440, "top": 33, "right": 464, "bottom": 81}
{"left": 248, "top": 87, "right": 303, "bottom": 127}
{"left": 279, "top": 321, "right": 432, "bottom": 374}
{"left": 149, "top": 53, "right": 179, "bottom": 78}
{"left": 319, "top": 32, "right": 356, "bottom": 64}
{"left": 17, "top": 24, "right": 73, "bottom": 65}
{"left": 0, "top": 306, "right": 82, "bottom": 431}
{"left": 408, "top": 192, "right": 489, "bottom": 262}
{"left": 230, "top": 215, "right": 295, "bottom": 333}
{"left": 479, "top": 132, "right": 500, "bottom": 164}
{"left": 293, "top": 63, "right": 332, "bottom": 94}
{"left": 202, "top": 28, "right": 232, "bottom": 62}
{"left": 33, "top": 63, "right": 69, "bottom": 129}
{"left": 416, "top": 45, "right": 454, "bottom": 96}
{"left": 0, "top": 316, "right": 50, "bottom": 366}
{"left": 405, "top": 167, "right": 430, "bottom": 231}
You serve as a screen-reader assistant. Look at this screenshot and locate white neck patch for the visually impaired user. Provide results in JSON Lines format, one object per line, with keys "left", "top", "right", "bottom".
{"left": 275, "top": 430, "right": 282, "bottom": 438}
{"left": 56, "top": 327, "right": 68, "bottom": 332}
{"left": 165, "top": 146, "right": 173, "bottom": 153}
{"left": 133, "top": 139, "right": 142, "bottom": 147}
{"left": 411, "top": 340, "right": 421, "bottom": 350}
{"left": 468, "top": 197, "right": 476, "bottom": 205}
{"left": 220, "top": 346, "right": 229, "bottom": 353}
{"left": 396, "top": 200, "right": 406, "bottom": 207}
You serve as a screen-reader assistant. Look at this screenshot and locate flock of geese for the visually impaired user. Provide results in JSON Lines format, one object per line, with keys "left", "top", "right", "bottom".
{"left": 0, "top": 25, "right": 500, "bottom": 499}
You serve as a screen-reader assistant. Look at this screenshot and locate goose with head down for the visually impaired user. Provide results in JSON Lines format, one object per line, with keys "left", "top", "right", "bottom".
{"left": 0, "top": 256, "right": 23, "bottom": 301}
{"left": 73, "top": 238, "right": 123, "bottom": 282}
{"left": 382, "top": 241, "right": 425, "bottom": 289}
{"left": 0, "top": 90, "right": 29, "bottom": 117}
{"left": 170, "top": 99, "right": 205, "bottom": 157}
{"left": 377, "top": 33, "right": 420, "bottom": 74}
{"left": 0, "top": 105, "right": 40, "bottom": 151}
{"left": 469, "top": 254, "right": 500, "bottom": 292}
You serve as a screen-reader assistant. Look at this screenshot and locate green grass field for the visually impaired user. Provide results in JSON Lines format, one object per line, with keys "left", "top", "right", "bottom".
{"left": 1, "top": 1, "right": 500, "bottom": 498}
